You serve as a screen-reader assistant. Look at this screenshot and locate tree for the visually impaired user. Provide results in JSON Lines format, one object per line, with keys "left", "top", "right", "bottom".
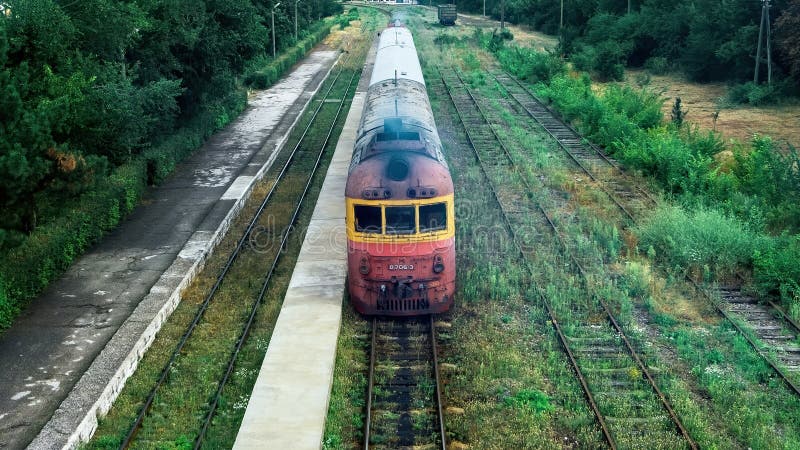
{"left": 775, "top": 0, "right": 800, "bottom": 79}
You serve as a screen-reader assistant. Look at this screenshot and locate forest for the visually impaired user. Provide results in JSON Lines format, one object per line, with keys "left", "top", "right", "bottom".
{"left": 463, "top": 0, "right": 800, "bottom": 94}
{"left": 0, "top": 0, "right": 344, "bottom": 329}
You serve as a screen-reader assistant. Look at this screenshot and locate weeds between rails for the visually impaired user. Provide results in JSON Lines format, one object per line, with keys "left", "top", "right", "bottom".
{"left": 438, "top": 65, "right": 696, "bottom": 449}
{"left": 363, "top": 316, "right": 446, "bottom": 449}
{"left": 117, "top": 62, "right": 358, "bottom": 449}
{"left": 490, "top": 70, "right": 800, "bottom": 398}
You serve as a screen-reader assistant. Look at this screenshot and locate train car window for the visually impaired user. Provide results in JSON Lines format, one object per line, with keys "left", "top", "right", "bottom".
{"left": 385, "top": 206, "right": 416, "bottom": 234}
{"left": 420, "top": 203, "right": 447, "bottom": 232}
{"left": 377, "top": 132, "right": 398, "bottom": 142}
{"left": 354, "top": 205, "right": 382, "bottom": 233}
{"left": 398, "top": 132, "right": 420, "bottom": 141}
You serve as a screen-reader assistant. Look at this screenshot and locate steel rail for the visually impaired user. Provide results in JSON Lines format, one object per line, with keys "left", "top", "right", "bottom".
{"left": 430, "top": 315, "right": 448, "bottom": 450}
{"left": 442, "top": 66, "right": 698, "bottom": 449}
{"left": 363, "top": 318, "right": 378, "bottom": 450}
{"left": 769, "top": 300, "right": 800, "bottom": 334}
{"left": 119, "top": 56, "right": 350, "bottom": 450}
{"left": 493, "top": 68, "right": 800, "bottom": 403}
{"left": 193, "top": 68, "right": 360, "bottom": 448}
{"left": 437, "top": 66, "right": 617, "bottom": 449}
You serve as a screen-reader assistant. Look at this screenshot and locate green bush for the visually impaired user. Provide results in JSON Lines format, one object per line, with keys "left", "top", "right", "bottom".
{"left": 753, "top": 236, "right": 800, "bottom": 315}
{"left": 635, "top": 205, "right": 760, "bottom": 279}
{"left": 571, "top": 41, "right": 628, "bottom": 81}
{"left": 336, "top": 7, "right": 359, "bottom": 29}
{"left": 727, "top": 80, "right": 798, "bottom": 106}
{"left": 496, "top": 46, "right": 566, "bottom": 83}
{"left": 594, "top": 41, "right": 628, "bottom": 81}
{"left": 570, "top": 45, "right": 597, "bottom": 74}
{"left": 244, "top": 20, "right": 333, "bottom": 89}
{"left": 503, "top": 389, "right": 554, "bottom": 413}
{"left": 644, "top": 56, "right": 670, "bottom": 75}
{"left": 0, "top": 92, "right": 244, "bottom": 334}
{"left": 602, "top": 85, "right": 665, "bottom": 129}
{"left": 0, "top": 279, "right": 11, "bottom": 330}
{"left": 433, "top": 33, "right": 459, "bottom": 46}
{"left": 618, "top": 261, "right": 651, "bottom": 300}
{"left": 733, "top": 138, "right": 800, "bottom": 232}
{"left": 0, "top": 157, "right": 147, "bottom": 331}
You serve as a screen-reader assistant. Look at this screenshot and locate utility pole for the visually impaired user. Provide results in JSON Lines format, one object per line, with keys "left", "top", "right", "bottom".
{"left": 500, "top": 0, "right": 505, "bottom": 28}
{"left": 754, "top": 0, "right": 773, "bottom": 84}
{"left": 483, "top": 0, "right": 486, "bottom": 17}
{"left": 627, "top": 0, "right": 631, "bottom": 14}
{"left": 559, "top": 0, "right": 564, "bottom": 57}
{"left": 272, "top": 2, "right": 281, "bottom": 59}
{"left": 294, "top": 0, "right": 300, "bottom": 41}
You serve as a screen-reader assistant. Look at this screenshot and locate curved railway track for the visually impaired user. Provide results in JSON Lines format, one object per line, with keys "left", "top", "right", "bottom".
{"left": 363, "top": 316, "right": 447, "bottom": 450}
{"left": 119, "top": 59, "right": 360, "bottom": 449}
{"left": 489, "top": 70, "right": 800, "bottom": 398}
{"left": 437, "top": 65, "right": 696, "bottom": 449}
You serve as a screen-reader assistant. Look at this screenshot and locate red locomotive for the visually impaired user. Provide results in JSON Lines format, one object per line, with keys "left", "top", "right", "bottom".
{"left": 346, "top": 23, "right": 455, "bottom": 316}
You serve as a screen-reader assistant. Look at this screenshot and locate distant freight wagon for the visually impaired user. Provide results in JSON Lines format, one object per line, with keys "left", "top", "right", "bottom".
{"left": 437, "top": 4, "right": 456, "bottom": 25}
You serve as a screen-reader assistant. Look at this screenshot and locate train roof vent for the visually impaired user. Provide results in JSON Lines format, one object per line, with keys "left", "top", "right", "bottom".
{"left": 376, "top": 131, "right": 420, "bottom": 142}
{"left": 384, "top": 117, "right": 403, "bottom": 133}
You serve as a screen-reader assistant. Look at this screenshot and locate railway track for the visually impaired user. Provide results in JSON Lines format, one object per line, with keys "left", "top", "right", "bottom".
{"left": 721, "top": 288, "right": 800, "bottom": 373}
{"left": 488, "top": 69, "right": 800, "bottom": 397}
{"left": 713, "top": 283, "right": 800, "bottom": 393}
{"left": 489, "top": 70, "right": 657, "bottom": 222}
{"left": 363, "top": 316, "right": 447, "bottom": 450}
{"left": 437, "top": 65, "right": 696, "bottom": 449}
{"left": 118, "top": 59, "right": 360, "bottom": 449}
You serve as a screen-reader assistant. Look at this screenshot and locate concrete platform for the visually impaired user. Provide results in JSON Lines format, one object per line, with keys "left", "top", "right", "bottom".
{"left": 0, "top": 49, "right": 341, "bottom": 450}
{"left": 232, "top": 39, "right": 377, "bottom": 450}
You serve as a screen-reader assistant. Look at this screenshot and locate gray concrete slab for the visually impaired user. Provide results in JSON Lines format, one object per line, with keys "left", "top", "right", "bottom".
{"left": 297, "top": 220, "right": 348, "bottom": 261}
{"left": 0, "top": 48, "right": 341, "bottom": 450}
{"left": 232, "top": 36, "right": 378, "bottom": 450}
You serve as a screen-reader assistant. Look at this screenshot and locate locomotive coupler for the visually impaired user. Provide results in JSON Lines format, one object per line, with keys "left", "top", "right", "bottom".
{"left": 393, "top": 277, "right": 413, "bottom": 299}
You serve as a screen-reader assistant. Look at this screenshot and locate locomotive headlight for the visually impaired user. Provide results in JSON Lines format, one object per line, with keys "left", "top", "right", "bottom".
{"left": 432, "top": 254, "right": 445, "bottom": 274}
{"left": 359, "top": 256, "right": 370, "bottom": 275}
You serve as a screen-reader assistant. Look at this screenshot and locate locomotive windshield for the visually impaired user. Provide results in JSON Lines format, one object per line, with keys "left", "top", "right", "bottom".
{"left": 385, "top": 206, "right": 415, "bottom": 234}
{"left": 354, "top": 205, "right": 381, "bottom": 233}
{"left": 351, "top": 201, "right": 451, "bottom": 236}
{"left": 420, "top": 203, "right": 447, "bottom": 232}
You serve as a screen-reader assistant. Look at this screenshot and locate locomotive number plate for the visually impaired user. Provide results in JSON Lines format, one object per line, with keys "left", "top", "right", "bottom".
{"left": 388, "top": 264, "right": 414, "bottom": 270}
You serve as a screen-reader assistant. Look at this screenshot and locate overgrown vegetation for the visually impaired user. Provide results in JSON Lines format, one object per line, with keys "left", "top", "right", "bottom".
{"left": 467, "top": 16, "right": 800, "bottom": 349}
{"left": 0, "top": 0, "right": 344, "bottom": 332}
{"left": 473, "top": 34, "right": 797, "bottom": 306}
{"left": 472, "top": 32, "right": 800, "bottom": 447}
